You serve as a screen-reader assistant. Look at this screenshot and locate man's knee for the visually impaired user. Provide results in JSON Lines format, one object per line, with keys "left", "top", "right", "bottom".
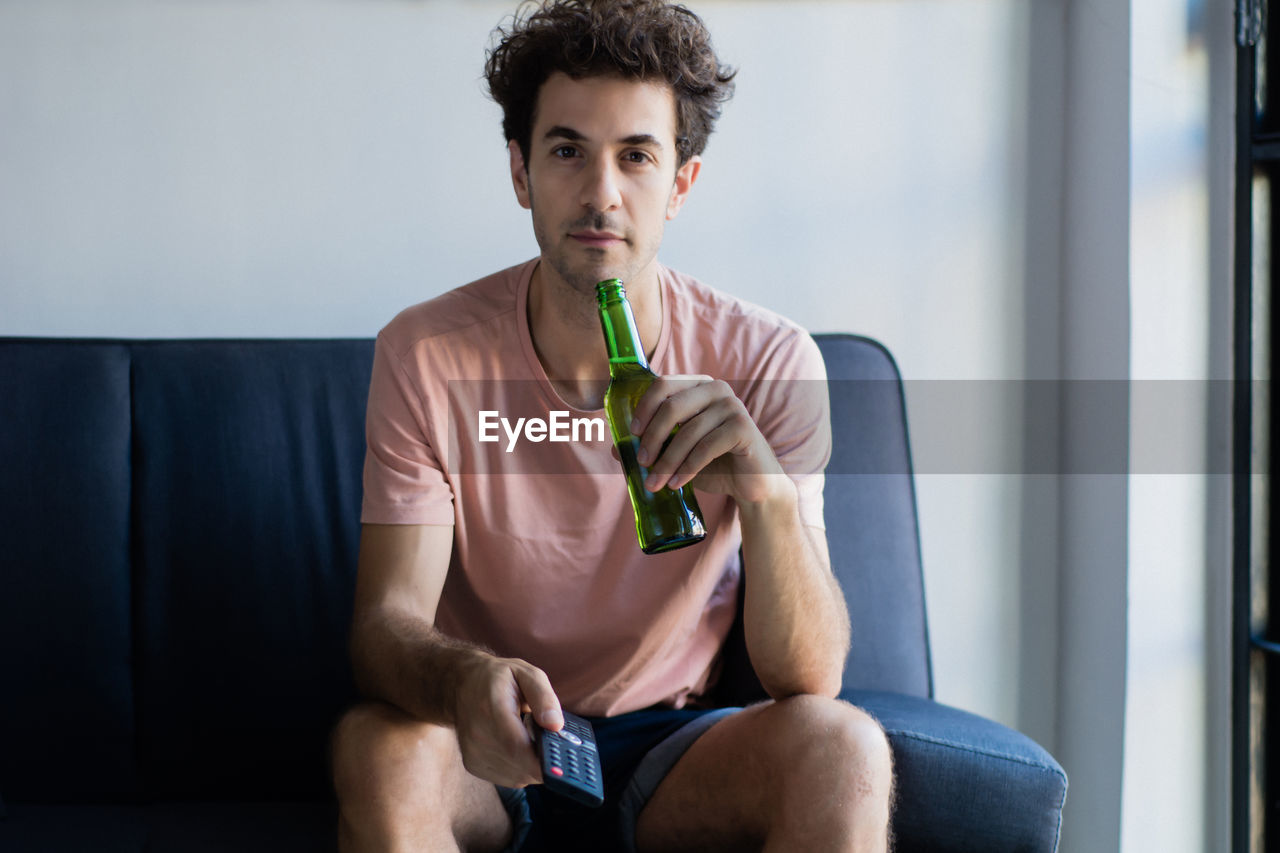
{"left": 824, "top": 698, "right": 893, "bottom": 779}
{"left": 331, "top": 702, "right": 515, "bottom": 853}
{"left": 766, "top": 695, "right": 894, "bottom": 802}
{"left": 331, "top": 702, "right": 454, "bottom": 807}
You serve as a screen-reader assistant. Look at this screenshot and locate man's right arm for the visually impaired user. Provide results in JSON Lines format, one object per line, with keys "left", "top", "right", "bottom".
{"left": 348, "top": 523, "right": 564, "bottom": 787}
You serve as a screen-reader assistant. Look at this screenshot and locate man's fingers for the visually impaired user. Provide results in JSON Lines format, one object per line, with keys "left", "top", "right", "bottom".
{"left": 454, "top": 657, "right": 558, "bottom": 788}
{"left": 629, "top": 375, "right": 713, "bottom": 437}
{"left": 468, "top": 745, "right": 542, "bottom": 788}
{"left": 634, "top": 380, "right": 736, "bottom": 468}
{"left": 512, "top": 663, "right": 564, "bottom": 732}
{"left": 649, "top": 416, "right": 737, "bottom": 491}
{"left": 465, "top": 709, "right": 542, "bottom": 787}
{"left": 641, "top": 408, "right": 725, "bottom": 490}
{"left": 641, "top": 391, "right": 739, "bottom": 474}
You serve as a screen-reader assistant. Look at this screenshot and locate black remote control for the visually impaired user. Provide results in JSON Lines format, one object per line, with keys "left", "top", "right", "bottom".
{"left": 528, "top": 710, "right": 605, "bottom": 808}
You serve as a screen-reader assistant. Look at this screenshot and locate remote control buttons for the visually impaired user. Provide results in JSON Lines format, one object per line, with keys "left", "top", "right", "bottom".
{"left": 537, "top": 710, "right": 604, "bottom": 808}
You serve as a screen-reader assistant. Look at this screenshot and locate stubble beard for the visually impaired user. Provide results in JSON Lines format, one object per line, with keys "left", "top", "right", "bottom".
{"left": 535, "top": 214, "right": 621, "bottom": 295}
{"left": 527, "top": 188, "right": 664, "bottom": 309}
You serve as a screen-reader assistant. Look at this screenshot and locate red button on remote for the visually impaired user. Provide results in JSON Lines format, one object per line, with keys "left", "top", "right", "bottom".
{"left": 549, "top": 766, "right": 564, "bottom": 777}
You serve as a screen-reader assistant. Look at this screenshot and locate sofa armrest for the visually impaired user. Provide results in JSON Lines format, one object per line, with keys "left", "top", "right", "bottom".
{"left": 844, "top": 689, "right": 1067, "bottom": 853}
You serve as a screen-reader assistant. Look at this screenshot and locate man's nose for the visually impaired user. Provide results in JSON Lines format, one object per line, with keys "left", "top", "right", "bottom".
{"left": 580, "top": 157, "right": 622, "bottom": 212}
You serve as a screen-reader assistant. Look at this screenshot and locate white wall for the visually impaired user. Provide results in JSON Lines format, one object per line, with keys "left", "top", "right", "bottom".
{"left": 0, "top": 0, "right": 1035, "bottom": 729}
{"left": 0, "top": 0, "right": 1067, "bottom": 812}
{"left": 0, "top": 1, "right": 1236, "bottom": 850}
{"left": 0, "top": 1, "right": 529, "bottom": 337}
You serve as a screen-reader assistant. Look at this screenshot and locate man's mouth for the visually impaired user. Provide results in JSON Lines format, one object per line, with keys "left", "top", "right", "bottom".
{"left": 569, "top": 230, "right": 625, "bottom": 248}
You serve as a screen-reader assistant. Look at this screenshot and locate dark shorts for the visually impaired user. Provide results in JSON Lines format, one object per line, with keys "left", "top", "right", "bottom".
{"left": 497, "top": 705, "right": 740, "bottom": 853}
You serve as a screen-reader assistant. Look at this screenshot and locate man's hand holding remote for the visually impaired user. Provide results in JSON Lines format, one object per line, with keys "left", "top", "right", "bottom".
{"left": 452, "top": 654, "right": 564, "bottom": 788}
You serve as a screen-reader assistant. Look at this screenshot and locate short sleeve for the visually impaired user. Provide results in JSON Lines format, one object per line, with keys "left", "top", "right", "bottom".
{"left": 743, "top": 330, "right": 831, "bottom": 530}
{"left": 360, "top": 332, "right": 457, "bottom": 525}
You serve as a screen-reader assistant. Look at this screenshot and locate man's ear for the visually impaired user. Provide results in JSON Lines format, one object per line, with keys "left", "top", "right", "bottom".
{"left": 666, "top": 155, "right": 702, "bottom": 221}
{"left": 509, "top": 139, "right": 532, "bottom": 210}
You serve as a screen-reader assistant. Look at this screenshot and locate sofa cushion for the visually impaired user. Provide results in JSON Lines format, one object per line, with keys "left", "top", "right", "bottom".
{"left": 0, "top": 340, "right": 138, "bottom": 799}
{"left": 129, "top": 341, "right": 371, "bottom": 798}
{"left": 846, "top": 689, "right": 1067, "bottom": 853}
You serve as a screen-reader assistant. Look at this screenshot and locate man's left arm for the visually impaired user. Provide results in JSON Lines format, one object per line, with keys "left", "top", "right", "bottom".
{"left": 630, "top": 373, "right": 849, "bottom": 700}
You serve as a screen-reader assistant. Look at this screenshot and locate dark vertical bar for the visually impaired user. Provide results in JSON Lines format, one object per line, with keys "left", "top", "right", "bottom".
{"left": 1271, "top": 120, "right": 1280, "bottom": 853}
{"left": 1267, "top": 3, "right": 1280, "bottom": 847}
{"left": 1235, "top": 17, "right": 1257, "bottom": 853}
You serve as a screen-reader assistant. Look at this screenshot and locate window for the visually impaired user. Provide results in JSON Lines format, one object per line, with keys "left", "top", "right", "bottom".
{"left": 1236, "top": 2, "right": 1277, "bottom": 850}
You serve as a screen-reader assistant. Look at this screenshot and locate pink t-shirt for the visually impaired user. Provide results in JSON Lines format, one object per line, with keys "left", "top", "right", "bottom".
{"left": 361, "top": 259, "right": 830, "bottom": 717}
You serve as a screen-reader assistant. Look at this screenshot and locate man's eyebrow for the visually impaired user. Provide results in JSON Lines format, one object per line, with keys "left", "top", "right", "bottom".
{"left": 621, "top": 133, "right": 664, "bottom": 149}
{"left": 543, "top": 126, "right": 665, "bottom": 150}
{"left": 544, "top": 125, "right": 587, "bottom": 142}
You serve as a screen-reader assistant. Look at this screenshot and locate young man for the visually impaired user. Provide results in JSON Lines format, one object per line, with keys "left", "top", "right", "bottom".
{"left": 331, "top": 2, "right": 894, "bottom": 851}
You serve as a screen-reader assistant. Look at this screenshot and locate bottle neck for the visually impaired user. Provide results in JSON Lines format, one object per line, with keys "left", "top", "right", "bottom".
{"left": 596, "top": 280, "right": 651, "bottom": 373}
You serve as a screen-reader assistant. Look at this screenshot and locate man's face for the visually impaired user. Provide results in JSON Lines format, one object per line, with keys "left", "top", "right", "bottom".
{"left": 509, "top": 72, "right": 701, "bottom": 296}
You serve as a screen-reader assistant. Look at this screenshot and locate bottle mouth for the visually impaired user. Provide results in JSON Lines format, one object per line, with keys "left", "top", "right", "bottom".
{"left": 595, "top": 278, "right": 626, "bottom": 305}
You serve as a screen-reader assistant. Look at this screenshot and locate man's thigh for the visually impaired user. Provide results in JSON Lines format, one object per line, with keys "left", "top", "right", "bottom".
{"left": 632, "top": 695, "right": 890, "bottom": 853}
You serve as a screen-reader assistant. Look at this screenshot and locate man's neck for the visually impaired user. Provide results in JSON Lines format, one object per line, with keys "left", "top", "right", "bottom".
{"left": 527, "top": 261, "right": 663, "bottom": 410}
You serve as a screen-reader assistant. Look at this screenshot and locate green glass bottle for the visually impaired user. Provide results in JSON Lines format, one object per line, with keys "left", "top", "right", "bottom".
{"left": 596, "top": 279, "right": 706, "bottom": 554}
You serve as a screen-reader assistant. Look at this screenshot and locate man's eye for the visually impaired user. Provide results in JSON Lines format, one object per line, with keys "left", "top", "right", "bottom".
{"left": 553, "top": 145, "right": 578, "bottom": 159}
{"left": 624, "top": 151, "right": 651, "bottom": 164}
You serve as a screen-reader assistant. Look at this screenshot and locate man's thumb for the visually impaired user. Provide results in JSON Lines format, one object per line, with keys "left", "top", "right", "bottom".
{"left": 514, "top": 665, "right": 564, "bottom": 731}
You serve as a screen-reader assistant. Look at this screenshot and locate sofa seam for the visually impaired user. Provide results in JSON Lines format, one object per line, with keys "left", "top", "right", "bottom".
{"left": 1051, "top": 773, "right": 1067, "bottom": 851}
{"left": 127, "top": 345, "right": 143, "bottom": 799}
{"left": 884, "top": 727, "right": 1069, "bottom": 780}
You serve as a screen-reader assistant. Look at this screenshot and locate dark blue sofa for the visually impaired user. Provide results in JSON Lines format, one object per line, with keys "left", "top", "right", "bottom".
{"left": 0, "top": 336, "right": 1065, "bottom": 852}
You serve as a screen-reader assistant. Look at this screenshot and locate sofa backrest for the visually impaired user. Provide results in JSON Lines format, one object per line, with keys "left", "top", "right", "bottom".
{"left": 1, "top": 341, "right": 137, "bottom": 799}
{"left": 815, "top": 335, "right": 932, "bottom": 698}
{"left": 128, "top": 340, "right": 371, "bottom": 799}
{"left": 0, "top": 334, "right": 930, "bottom": 803}
{"left": 1, "top": 339, "right": 371, "bottom": 801}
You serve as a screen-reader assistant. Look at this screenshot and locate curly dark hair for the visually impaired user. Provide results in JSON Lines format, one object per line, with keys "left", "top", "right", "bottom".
{"left": 484, "top": 0, "right": 737, "bottom": 168}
